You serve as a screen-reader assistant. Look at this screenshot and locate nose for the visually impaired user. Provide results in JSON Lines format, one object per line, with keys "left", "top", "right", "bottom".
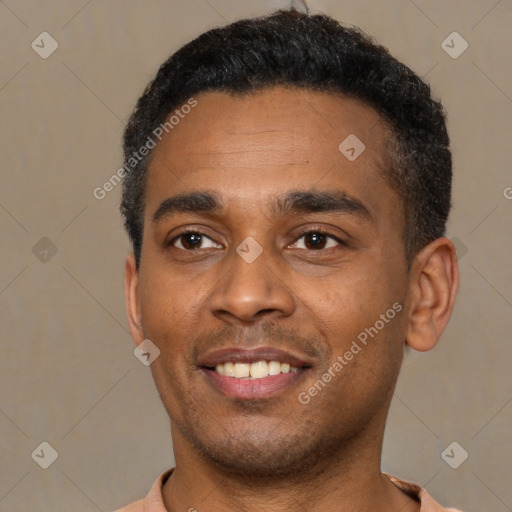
{"left": 209, "top": 243, "right": 296, "bottom": 325}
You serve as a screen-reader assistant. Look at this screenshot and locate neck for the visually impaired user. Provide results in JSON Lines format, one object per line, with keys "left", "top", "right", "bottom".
{"left": 162, "top": 422, "right": 419, "bottom": 512}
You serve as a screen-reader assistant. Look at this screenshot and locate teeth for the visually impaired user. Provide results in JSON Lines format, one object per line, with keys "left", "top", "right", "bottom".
{"left": 234, "top": 363, "right": 250, "bottom": 378}
{"left": 213, "top": 360, "right": 300, "bottom": 379}
{"left": 268, "top": 361, "right": 281, "bottom": 376}
{"left": 224, "top": 362, "right": 235, "bottom": 377}
{"left": 250, "top": 361, "right": 268, "bottom": 378}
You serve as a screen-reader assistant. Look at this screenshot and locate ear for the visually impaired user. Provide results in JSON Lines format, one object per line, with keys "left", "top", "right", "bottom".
{"left": 125, "top": 253, "right": 144, "bottom": 346}
{"left": 405, "top": 237, "right": 460, "bottom": 352}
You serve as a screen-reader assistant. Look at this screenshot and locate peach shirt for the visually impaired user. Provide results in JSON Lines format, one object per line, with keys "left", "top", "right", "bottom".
{"left": 113, "top": 469, "right": 463, "bottom": 512}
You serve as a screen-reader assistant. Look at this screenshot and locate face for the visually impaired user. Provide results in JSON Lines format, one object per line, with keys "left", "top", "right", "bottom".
{"left": 128, "top": 87, "right": 412, "bottom": 476}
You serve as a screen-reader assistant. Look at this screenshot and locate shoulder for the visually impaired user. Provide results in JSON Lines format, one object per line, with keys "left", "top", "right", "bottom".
{"left": 110, "top": 468, "right": 175, "bottom": 512}
{"left": 384, "top": 473, "right": 463, "bottom": 512}
{"left": 111, "top": 498, "right": 144, "bottom": 512}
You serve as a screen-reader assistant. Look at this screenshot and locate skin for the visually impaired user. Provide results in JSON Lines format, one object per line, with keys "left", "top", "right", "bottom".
{"left": 125, "top": 87, "right": 459, "bottom": 512}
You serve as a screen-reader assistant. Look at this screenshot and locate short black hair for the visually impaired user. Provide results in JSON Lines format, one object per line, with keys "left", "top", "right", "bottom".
{"left": 120, "top": 8, "right": 451, "bottom": 268}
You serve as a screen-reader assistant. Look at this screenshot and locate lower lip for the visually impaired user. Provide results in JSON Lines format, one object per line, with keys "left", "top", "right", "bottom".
{"left": 201, "top": 368, "right": 307, "bottom": 400}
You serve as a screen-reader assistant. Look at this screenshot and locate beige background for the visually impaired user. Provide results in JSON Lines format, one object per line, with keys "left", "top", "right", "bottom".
{"left": 1, "top": 0, "right": 511, "bottom": 510}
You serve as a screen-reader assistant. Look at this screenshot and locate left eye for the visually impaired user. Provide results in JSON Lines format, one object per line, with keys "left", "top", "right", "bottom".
{"left": 171, "top": 232, "right": 221, "bottom": 250}
{"left": 291, "top": 231, "right": 342, "bottom": 250}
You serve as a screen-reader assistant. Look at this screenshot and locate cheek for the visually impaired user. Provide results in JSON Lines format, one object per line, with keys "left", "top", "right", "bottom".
{"left": 316, "top": 298, "right": 405, "bottom": 414}
{"left": 318, "top": 265, "right": 391, "bottom": 320}
{"left": 138, "top": 272, "right": 202, "bottom": 406}
{"left": 138, "top": 268, "right": 204, "bottom": 354}
{"left": 313, "top": 256, "right": 406, "bottom": 359}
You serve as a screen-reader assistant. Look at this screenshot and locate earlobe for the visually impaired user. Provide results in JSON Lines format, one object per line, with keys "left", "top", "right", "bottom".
{"left": 405, "top": 238, "right": 459, "bottom": 352}
{"left": 125, "top": 253, "right": 144, "bottom": 346}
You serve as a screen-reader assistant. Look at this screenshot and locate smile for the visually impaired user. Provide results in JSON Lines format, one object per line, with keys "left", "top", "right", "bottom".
{"left": 198, "top": 346, "right": 312, "bottom": 400}
{"left": 213, "top": 360, "right": 300, "bottom": 379}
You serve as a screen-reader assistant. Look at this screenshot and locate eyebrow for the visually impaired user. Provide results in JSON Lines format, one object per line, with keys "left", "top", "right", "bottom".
{"left": 152, "top": 190, "right": 372, "bottom": 223}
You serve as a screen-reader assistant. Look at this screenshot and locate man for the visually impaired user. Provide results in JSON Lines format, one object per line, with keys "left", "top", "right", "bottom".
{"left": 116, "top": 6, "right": 462, "bottom": 512}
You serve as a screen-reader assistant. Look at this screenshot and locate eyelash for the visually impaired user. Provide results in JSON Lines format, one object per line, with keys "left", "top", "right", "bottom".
{"left": 168, "top": 227, "right": 348, "bottom": 251}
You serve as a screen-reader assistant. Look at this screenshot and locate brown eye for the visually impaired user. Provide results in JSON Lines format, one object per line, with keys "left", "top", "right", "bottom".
{"left": 170, "top": 232, "right": 221, "bottom": 250}
{"left": 291, "top": 231, "right": 343, "bottom": 251}
{"left": 179, "top": 233, "right": 203, "bottom": 250}
{"left": 304, "top": 232, "right": 328, "bottom": 250}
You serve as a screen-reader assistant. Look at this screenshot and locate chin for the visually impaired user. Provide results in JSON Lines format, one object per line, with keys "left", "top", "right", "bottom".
{"left": 183, "top": 420, "right": 337, "bottom": 480}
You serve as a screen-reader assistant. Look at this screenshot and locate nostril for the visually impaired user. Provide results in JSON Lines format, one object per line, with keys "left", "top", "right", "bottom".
{"left": 256, "top": 308, "right": 278, "bottom": 316}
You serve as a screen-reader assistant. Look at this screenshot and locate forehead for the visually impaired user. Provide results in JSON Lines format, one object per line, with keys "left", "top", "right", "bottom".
{"left": 145, "top": 87, "right": 399, "bottom": 225}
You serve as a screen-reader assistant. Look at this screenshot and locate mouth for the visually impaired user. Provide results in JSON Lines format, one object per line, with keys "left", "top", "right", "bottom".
{"left": 198, "top": 347, "right": 312, "bottom": 400}
{"left": 212, "top": 360, "right": 301, "bottom": 379}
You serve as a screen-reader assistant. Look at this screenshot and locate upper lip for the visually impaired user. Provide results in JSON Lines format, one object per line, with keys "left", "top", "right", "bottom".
{"left": 197, "top": 346, "right": 312, "bottom": 368}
